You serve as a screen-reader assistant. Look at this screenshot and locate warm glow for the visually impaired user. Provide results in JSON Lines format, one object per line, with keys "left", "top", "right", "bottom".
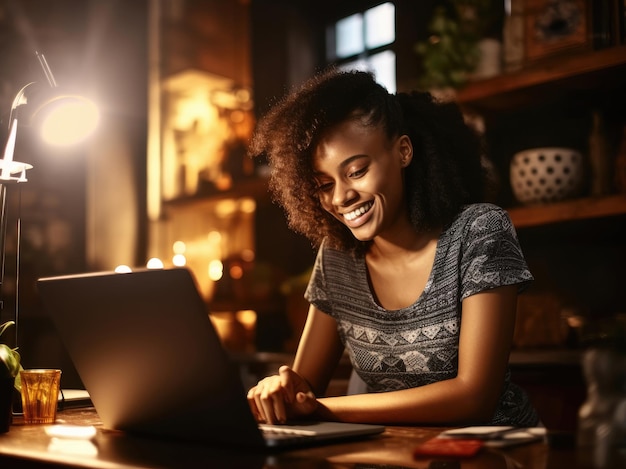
{"left": 210, "top": 312, "right": 233, "bottom": 342}
{"left": 114, "top": 265, "right": 132, "bottom": 273}
{"left": 241, "top": 249, "right": 255, "bottom": 262}
{"left": 229, "top": 264, "right": 243, "bottom": 280}
{"left": 47, "top": 438, "right": 98, "bottom": 457}
{"left": 236, "top": 310, "right": 257, "bottom": 330}
{"left": 146, "top": 258, "right": 164, "bottom": 269}
{"left": 215, "top": 199, "right": 238, "bottom": 217}
{"left": 208, "top": 259, "right": 223, "bottom": 281}
{"left": 172, "top": 254, "right": 186, "bottom": 266}
{"left": 39, "top": 96, "right": 100, "bottom": 146}
{"left": 240, "top": 198, "right": 256, "bottom": 214}
{"left": 173, "top": 241, "right": 186, "bottom": 254}
{"left": 160, "top": 70, "right": 236, "bottom": 199}
{"left": 208, "top": 231, "right": 222, "bottom": 244}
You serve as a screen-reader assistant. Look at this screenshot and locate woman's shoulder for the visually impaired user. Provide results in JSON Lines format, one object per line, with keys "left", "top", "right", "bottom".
{"left": 316, "top": 237, "right": 362, "bottom": 266}
{"left": 458, "top": 202, "right": 507, "bottom": 218}
{"left": 308, "top": 237, "right": 366, "bottom": 301}
{"left": 453, "top": 203, "right": 511, "bottom": 229}
{"left": 442, "top": 204, "right": 514, "bottom": 244}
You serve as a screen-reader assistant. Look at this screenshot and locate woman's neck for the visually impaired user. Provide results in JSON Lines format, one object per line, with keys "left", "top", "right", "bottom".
{"left": 368, "top": 224, "right": 441, "bottom": 260}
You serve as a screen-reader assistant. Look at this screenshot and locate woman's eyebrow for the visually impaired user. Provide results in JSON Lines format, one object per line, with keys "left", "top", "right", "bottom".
{"left": 313, "top": 154, "right": 369, "bottom": 177}
{"left": 339, "top": 154, "right": 368, "bottom": 169}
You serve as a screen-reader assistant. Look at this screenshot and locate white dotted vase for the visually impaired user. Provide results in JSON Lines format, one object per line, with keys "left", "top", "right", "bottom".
{"left": 510, "top": 147, "right": 585, "bottom": 205}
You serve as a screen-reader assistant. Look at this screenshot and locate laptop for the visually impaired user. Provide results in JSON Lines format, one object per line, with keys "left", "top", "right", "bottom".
{"left": 36, "top": 268, "right": 384, "bottom": 448}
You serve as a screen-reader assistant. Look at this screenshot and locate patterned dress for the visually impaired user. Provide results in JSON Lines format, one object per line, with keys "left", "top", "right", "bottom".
{"left": 304, "top": 203, "right": 539, "bottom": 426}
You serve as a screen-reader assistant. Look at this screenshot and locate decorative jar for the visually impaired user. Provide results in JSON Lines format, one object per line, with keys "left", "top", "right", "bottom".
{"left": 510, "top": 147, "right": 584, "bottom": 205}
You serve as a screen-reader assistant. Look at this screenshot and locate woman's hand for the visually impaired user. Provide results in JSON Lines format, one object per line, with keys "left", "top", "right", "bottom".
{"left": 247, "top": 365, "right": 317, "bottom": 424}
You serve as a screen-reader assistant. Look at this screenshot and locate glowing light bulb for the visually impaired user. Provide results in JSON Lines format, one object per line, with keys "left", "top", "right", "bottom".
{"left": 39, "top": 96, "right": 100, "bottom": 146}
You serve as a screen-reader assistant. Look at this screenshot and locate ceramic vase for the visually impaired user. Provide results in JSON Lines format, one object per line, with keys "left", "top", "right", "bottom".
{"left": 472, "top": 38, "right": 502, "bottom": 80}
{"left": 510, "top": 147, "right": 585, "bottom": 205}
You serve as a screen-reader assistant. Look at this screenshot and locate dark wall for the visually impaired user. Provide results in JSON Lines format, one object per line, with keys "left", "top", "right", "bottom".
{"left": 249, "top": 0, "right": 435, "bottom": 117}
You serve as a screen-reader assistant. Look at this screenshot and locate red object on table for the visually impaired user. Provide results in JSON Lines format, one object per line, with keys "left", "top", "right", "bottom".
{"left": 413, "top": 437, "right": 484, "bottom": 458}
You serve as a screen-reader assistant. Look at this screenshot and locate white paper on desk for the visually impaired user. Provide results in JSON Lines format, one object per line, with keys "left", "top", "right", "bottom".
{"left": 440, "top": 426, "right": 546, "bottom": 447}
{"left": 58, "top": 389, "right": 91, "bottom": 402}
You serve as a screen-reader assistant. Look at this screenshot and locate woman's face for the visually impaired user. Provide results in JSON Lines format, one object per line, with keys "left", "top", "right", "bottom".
{"left": 312, "top": 118, "right": 413, "bottom": 242}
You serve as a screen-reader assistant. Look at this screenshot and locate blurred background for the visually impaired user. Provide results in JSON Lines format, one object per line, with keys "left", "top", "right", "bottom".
{"left": 0, "top": 0, "right": 624, "bottom": 432}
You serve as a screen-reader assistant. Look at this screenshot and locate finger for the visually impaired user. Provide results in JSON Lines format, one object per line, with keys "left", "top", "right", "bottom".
{"left": 260, "top": 397, "right": 275, "bottom": 424}
{"left": 295, "top": 391, "right": 318, "bottom": 416}
{"left": 278, "top": 365, "right": 294, "bottom": 404}
{"left": 246, "top": 387, "right": 263, "bottom": 422}
{"left": 252, "top": 387, "right": 268, "bottom": 423}
{"left": 259, "top": 379, "right": 284, "bottom": 424}
{"left": 253, "top": 379, "right": 275, "bottom": 423}
{"left": 295, "top": 391, "right": 311, "bottom": 403}
{"left": 296, "top": 391, "right": 316, "bottom": 407}
{"left": 269, "top": 378, "right": 288, "bottom": 424}
{"left": 273, "top": 393, "right": 287, "bottom": 424}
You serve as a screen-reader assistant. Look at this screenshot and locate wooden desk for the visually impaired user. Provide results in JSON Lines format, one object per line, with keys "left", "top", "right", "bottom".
{"left": 0, "top": 407, "right": 620, "bottom": 468}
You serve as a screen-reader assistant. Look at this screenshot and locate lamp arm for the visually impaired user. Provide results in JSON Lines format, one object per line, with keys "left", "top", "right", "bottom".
{"left": 35, "top": 51, "right": 57, "bottom": 88}
{"left": 7, "top": 82, "right": 36, "bottom": 131}
{"left": 1, "top": 84, "right": 34, "bottom": 183}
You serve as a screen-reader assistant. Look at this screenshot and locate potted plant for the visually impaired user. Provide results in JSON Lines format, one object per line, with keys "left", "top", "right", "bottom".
{"left": 0, "top": 321, "right": 21, "bottom": 433}
{"left": 415, "top": 0, "right": 500, "bottom": 94}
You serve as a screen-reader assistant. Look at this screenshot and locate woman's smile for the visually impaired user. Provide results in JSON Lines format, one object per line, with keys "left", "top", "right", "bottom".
{"left": 342, "top": 201, "right": 374, "bottom": 223}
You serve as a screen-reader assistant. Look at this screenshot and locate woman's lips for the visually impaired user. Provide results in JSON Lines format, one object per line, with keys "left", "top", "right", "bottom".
{"left": 342, "top": 201, "right": 373, "bottom": 224}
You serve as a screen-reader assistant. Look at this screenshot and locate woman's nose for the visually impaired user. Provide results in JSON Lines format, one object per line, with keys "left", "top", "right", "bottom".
{"left": 332, "top": 180, "right": 357, "bottom": 207}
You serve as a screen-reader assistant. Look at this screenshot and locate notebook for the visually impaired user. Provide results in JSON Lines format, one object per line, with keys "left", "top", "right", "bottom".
{"left": 36, "top": 268, "right": 384, "bottom": 448}
{"left": 58, "top": 389, "right": 92, "bottom": 409}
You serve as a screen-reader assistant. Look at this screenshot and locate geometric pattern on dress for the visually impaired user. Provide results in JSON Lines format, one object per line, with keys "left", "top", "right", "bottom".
{"left": 339, "top": 319, "right": 458, "bottom": 345}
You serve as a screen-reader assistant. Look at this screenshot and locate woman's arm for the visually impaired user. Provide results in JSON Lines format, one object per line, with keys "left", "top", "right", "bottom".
{"left": 247, "top": 304, "right": 344, "bottom": 423}
{"left": 313, "top": 284, "right": 518, "bottom": 425}
{"left": 293, "top": 305, "right": 346, "bottom": 395}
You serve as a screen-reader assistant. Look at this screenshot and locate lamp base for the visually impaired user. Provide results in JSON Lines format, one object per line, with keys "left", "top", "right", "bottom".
{"left": 0, "top": 377, "right": 14, "bottom": 433}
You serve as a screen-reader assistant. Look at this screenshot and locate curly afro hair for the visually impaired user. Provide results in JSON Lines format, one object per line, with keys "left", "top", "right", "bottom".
{"left": 249, "top": 68, "right": 487, "bottom": 252}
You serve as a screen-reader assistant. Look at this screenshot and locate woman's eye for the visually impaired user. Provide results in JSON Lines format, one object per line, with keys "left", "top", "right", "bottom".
{"left": 349, "top": 167, "right": 367, "bottom": 178}
{"left": 317, "top": 182, "right": 333, "bottom": 193}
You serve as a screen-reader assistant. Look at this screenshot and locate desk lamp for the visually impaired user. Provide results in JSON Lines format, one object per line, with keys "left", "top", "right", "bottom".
{"left": 0, "top": 51, "right": 99, "bottom": 348}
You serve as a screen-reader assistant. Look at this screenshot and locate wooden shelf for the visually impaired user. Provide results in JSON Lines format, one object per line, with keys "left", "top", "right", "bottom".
{"left": 454, "top": 46, "right": 626, "bottom": 229}
{"left": 457, "top": 46, "right": 626, "bottom": 113}
{"left": 209, "top": 298, "right": 284, "bottom": 313}
{"left": 162, "top": 178, "right": 271, "bottom": 208}
{"left": 507, "top": 194, "right": 626, "bottom": 228}
{"left": 509, "top": 348, "right": 582, "bottom": 367}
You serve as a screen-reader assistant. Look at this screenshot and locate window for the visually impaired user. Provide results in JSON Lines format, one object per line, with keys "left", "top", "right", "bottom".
{"left": 326, "top": 2, "right": 396, "bottom": 93}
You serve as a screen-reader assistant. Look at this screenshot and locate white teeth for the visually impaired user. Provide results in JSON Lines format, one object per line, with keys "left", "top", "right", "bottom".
{"left": 344, "top": 202, "right": 373, "bottom": 221}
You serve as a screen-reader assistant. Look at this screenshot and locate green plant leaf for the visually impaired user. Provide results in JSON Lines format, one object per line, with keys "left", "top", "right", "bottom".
{"left": 414, "top": 1, "right": 495, "bottom": 90}
{"left": 0, "top": 321, "right": 21, "bottom": 382}
{"left": 0, "top": 344, "right": 20, "bottom": 378}
{"left": 0, "top": 320, "right": 15, "bottom": 338}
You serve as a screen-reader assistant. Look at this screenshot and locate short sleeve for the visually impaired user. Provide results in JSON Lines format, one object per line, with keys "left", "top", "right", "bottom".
{"left": 304, "top": 240, "right": 333, "bottom": 314}
{"left": 460, "top": 206, "right": 533, "bottom": 300}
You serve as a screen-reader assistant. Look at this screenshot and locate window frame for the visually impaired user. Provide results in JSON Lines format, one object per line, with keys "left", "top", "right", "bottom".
{"left": 325, "top": 2, "right": 397, "bottom": 92}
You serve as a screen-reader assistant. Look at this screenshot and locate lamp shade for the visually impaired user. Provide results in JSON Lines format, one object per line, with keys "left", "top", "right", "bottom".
{"left": 33, "top": 94, "right": 100, "bottom": 146}
{"left": 12, "top": 83, "right": 100, "bottom": 147}
{"left": 1, "top": 82, "right": 100, "bottom": 182}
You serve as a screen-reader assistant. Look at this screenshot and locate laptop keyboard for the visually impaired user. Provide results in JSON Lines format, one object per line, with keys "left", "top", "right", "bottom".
{"left": 259, "top": 424, "right": 316, "bottom": 440}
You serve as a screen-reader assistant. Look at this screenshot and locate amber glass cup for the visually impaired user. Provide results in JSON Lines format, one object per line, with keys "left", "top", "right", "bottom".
{"left": 19, "top": 369, "right": 62, "bottom": 424}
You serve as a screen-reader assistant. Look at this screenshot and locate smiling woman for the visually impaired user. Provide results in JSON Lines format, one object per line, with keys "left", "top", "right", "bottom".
{"left": 245, "top": 68, "right": 538, "bottom": 428}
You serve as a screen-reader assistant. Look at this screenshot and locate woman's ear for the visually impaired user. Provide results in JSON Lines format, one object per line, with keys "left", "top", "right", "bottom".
{"left": 398, "top": 135, "right": 413, "bottom": 168}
